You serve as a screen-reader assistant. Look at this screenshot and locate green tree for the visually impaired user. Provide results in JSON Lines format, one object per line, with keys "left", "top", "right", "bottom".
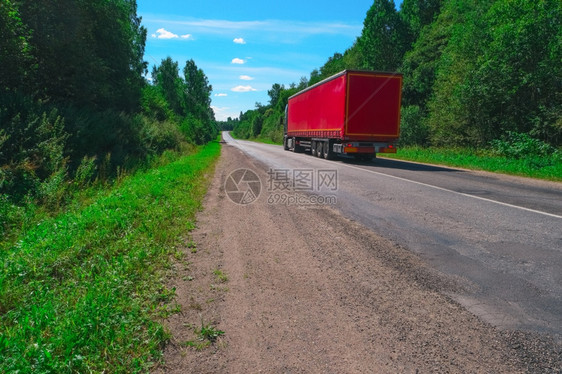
{"left": 183, "top": 59, "right": 212, "bottom": 114}
{"left": 267, "top": 83, "right": 284, "bottom": 107}
{"left": 182, "top": 59, "right": 217, "bottom": 144}
{"left": 398, "top": 4, "right": 451, "bottom": 146}
{"left": 400, "top": 6, "right": 451, "bottom": 109}
{"left": 341, "top": 41, "right": 364, "bottom": 70}
{"left": 463, "top": 0, "right": 562, "bottom": 145}
{"left": 0, "top": 0, "right": 34, "bottom": 92}
{"left": 357, "top": 0, "right": 409, "bottom": 71}
{"left": 425, "top": 0, "right": 493, "bottom": 146}
{"left": 309, "top": 69, "right": 322, "bottom": 86}
{"left": 319, "top": 53, "right": 345, "bottom": 78}
{"left": 152, "top": 57, "right": 185, "bottom": 117}
{"left": 425, "top": 0, "right": 561, "bottom": 147}
{"left": 400, "top": 0, "right": 443, "bottom": 43}
{"left": 17, "top": 0, "right": 147, "bottom": 111}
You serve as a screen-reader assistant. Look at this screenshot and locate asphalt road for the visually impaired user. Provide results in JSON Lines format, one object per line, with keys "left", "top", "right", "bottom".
{"left": 222, "top": 132, "right": 562, "bottom": 340}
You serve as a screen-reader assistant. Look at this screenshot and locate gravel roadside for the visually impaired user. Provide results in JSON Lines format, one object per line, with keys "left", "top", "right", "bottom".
{"left": 154, "top": 143, "right": 561, "bottom": 373}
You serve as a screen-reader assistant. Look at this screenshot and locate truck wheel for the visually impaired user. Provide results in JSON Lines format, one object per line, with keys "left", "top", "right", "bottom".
{"left": 323, "top": 141, "right": 334, "bottom": 160}
{"left": 316, "top": 142, "right": 323, "bottom": 158}
{"left": 283, "top": 137, "right": 289, "bottom": 151}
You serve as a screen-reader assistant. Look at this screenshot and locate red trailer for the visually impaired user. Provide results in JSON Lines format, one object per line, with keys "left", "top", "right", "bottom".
{"left": 283, "top": 70, "right": 402, "bottom": 160}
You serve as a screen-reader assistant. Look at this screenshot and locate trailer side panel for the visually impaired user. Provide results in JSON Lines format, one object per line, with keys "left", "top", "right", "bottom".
{"left": 287, "top": 74, "right": 346, "bottom": 138}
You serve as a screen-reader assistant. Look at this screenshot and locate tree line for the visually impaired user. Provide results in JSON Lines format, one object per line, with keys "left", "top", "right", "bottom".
{"left": 0, "top": 0, "right": 217, "bottom": 206}
{"left": 229, "top": 0, "right": 561, "bottom": 152}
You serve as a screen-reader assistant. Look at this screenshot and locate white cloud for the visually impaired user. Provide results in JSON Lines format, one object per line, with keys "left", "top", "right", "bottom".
{"left": 214, "top": 93, "right": 228, "bottom": 97}
{"left": 231, "top": 85, "right": 257, "bottom": 92}
{"left": 152, "top": 29, "right": 194, "bottom": 40}
{"left": 240, "top": 75, "right": 254, "bottom": 81}
{"left": 231, "top": 58, "right": 245, "bottom": 64}
{"left": 211, "top": 106, "right": 238, "bottom": 121}
{"left": 233, "top": 38, "right": 246, "bottom": 44}
{"left": 153, "top": 28, "right": 179, "bottom": 39}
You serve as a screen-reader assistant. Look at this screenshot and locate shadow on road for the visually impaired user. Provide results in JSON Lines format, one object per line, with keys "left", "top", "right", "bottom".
{"left": 340, "top": 157, "right": 463, "bottom": 173}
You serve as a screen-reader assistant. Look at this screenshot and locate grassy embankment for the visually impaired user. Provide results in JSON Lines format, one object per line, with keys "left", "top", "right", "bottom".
{"left": 0, "top": 140, "right": 221, "bottom": 372}
{"left": 381, "top": 147, "right": 562, "bottom": 181}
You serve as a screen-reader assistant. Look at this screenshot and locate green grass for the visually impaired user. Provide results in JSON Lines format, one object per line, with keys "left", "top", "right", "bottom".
{"left": 181, "top": 321, "right": 224, "bottom": 351}
{"left": 197, "top": 322, "right": 224, "bottom": 342}
{"left": 381, "top": 146, "right": 562, "bottom": 181}
{"left": 213, "top": 269, "right": 229, "bottom": 283}
{"left": 0, "top": 139, "right": 221, "bottom": 373}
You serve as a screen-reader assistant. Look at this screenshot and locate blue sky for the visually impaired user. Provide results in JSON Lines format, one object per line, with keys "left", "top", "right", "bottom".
{"left": 137, "top": 1, "right": 403, "bottom": 121}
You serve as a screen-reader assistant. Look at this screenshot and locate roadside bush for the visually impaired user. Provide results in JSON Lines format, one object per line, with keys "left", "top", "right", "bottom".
{"left": 260, "top": 110, "right": 284, "bottom": 143}
{"left": 0, "top": 194, "right": 12, "bottom": 237}
{"left": 73, "top": 156, "right": 98, "bottom": 188}
{"left": 181, "top": 116, "right": 209, "bottom": 145}
{"left": 399, "top": 105, "right": 430, "bottom": 146}
{"left": 490, "top": 132, "right": 556, "bottom": 159}
{"left": 139, "top": 115, "right": 184, "bottom": 154}
{"left": 63, "top": 107, "right": 185, "bottom": 176}
{"left": 232, "top": 119, "right": 251, "bottom": 139}
{"left": 490, "top": 132, "right": 562, "bottom": 171}
{"left": 1, "top": 90, "right": 188, "bottom": 205}
{"left": 141, "top": 85, "right": 174, "bottom": 122}
{"left": 0, "top": 92, "right": 68, "bottom": 202}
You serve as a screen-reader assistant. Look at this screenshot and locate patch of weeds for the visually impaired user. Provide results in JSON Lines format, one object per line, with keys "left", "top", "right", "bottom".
{"left": 210, "top": 284, "right": 229, "bottom": 292}
{"left": 158, "top": 302, "right": 182, "bottom": 318}
{"left": 182, "top": 340, "right": 210, "bottom": 351}
{"left": 152, "top": 286, "right": 176, "bottom": 303}
{"left": 182, "top": 321, "right": 224, "bottom": 350}
{"left": 197, "top": 322, "right": 225, "bottom": 343}
{"left": 213, "top": 269, "right": 228, "bottom": 283}
{"left": 173, "top": 249, "right": 185, "bottom": 261}
{"left": 213, "top": 268, "right": 228, "bottom": 283}
{"left": 187, "top": 240, "right": 197, "bottom": 253}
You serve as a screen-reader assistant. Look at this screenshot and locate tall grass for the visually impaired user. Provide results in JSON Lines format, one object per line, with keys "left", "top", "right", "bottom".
{"left": 0, "top": 139, "right": 221, "bottom": 373}
{"left": 382, "top": 145, "right": 562, "bottom": 181}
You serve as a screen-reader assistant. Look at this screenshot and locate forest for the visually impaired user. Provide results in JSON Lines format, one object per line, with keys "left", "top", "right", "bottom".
{"left": 0, "top": 0, "right": 217, "bottom": 208}
{"left": 230, "top": 0, "right": 561, "bottom": 159}
{"left": 1, "top": 2, "right": 220, "bottom": 370}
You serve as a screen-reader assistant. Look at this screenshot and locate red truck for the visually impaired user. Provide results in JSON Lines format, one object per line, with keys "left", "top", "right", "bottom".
{"left": 283, "top": 70, "right": 402, "bottom": 160}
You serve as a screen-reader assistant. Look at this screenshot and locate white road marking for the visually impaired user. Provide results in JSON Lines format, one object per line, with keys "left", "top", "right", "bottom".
{"left": 343, "top": 163, "right": 562, "bottom": 220}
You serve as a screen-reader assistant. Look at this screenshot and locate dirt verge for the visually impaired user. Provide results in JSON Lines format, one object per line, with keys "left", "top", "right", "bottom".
{"left": 154, "top": 143, "right": 561, "bottom": 373}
